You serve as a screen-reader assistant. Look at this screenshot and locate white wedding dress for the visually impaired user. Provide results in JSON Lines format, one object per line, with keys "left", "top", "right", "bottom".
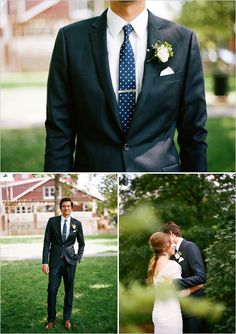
{"left": 152, "top": 260, "right": 183, "bottom": 334}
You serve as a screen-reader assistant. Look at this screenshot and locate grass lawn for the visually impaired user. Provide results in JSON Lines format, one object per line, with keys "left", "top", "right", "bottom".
{"left": 1, "top": 72, "right": 47, "bottom": 89}
{"left": 0, "top": 234, "right": 117, "bottom": 244}
{"left": 0, "top": 235, "right": 44, "bottom": 244}
{"left": 1, "top": 127, "right": 45, "bottom": 171}
{"left": 1, "top": 257, "right": 117, "bottom": 333}
{"left": 206, "top": 117, "right": 235, "bottom": 171}
{"left": 1, "top": 72, "right": 235, "bottom": 93}
{"left": 1, "top": 117, "right": 235, "bottom": 172}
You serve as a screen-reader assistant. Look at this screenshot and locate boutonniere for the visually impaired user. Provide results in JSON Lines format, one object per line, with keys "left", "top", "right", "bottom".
{"left": 147, "top": 40, "right": 174, "bottom": 63}
{"left": 175, "top": 251, "right": 184, "bottom": 263}
{"left": 71, "top": 224, "right": 76, "bottom": 230}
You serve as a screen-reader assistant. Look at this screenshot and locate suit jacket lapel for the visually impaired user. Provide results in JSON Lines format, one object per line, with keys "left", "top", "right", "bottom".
{"left": 55, "top": 216, "right": 62, "bottom": 243}
{"left": 178, "top": 239, "right": 186, "bottom": 254}
{"left": 89, "top": 10, "right": 170, "bottom": 136}
{"left": 127, "top": 11, "right": 167, "bottom": 135}
{"left": 66, "top": 218, "right": 77, "bottom": 240}
{"left": 89, "top": 10, "right": 122, "bottom": 132}
{"left": 68, "top": 218, "right": 75, "bottom": 237}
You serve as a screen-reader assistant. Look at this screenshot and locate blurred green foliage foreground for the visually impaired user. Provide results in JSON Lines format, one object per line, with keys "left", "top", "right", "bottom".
{"left": 1, "top": 117, "right": 235, "bottom": 172}
{"left": 120, "top": 281, "right": 225, "bottom": 334}
{"left": 119, "top": 174, "right": 235, "bottom": 333}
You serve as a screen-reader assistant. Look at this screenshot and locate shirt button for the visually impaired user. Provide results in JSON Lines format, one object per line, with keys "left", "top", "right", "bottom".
{"left": 123, "top": 144, "right": 130, "bottom": 151}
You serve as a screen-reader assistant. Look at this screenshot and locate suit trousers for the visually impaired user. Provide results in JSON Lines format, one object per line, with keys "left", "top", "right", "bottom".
{"left": 183, "top": 314, "right": 204, "bottom": 333}
{"left": 47, "top": 258, "right": 77, "bottom": 322}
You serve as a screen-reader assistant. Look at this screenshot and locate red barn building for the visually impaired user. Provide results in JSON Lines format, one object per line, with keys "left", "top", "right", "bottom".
{"left": 1, "top": 0, "right": 107, "bottom": 71}
{"left": 0, "top": 174, "right": 102, "bottom": 235}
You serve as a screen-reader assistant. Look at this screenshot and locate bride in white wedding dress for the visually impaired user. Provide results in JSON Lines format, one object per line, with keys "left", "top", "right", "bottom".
{"left": 147, "top": 232, "right": 202, "bottom": 334}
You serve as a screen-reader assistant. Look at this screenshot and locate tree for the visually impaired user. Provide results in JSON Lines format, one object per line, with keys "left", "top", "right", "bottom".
{"left": 54, "top": 174, "right": 60, "bottom": 215}
{"left": 120, "top": 174, "right": 235, "bottom": 250}
{"left": 97, "top": 174, "right": 118, "bottom": 218}
{"left": 177, "top": 0, "right": 235, "bottom": 50}
{"left": 51, "top": 174, "right": 79, "bottom": 215}
{"left": 119, "top": 203, "right": 159, "bottom": 286}
{"left": 119, "top": 174, "right": 235, "bottom": 332}
{"left": 204, "top": 212, "right": 235, "bottom": 333}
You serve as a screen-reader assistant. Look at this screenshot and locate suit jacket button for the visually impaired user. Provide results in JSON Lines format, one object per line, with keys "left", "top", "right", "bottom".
{"left": 123, "top": 144, "right": 130, "bottom": 151}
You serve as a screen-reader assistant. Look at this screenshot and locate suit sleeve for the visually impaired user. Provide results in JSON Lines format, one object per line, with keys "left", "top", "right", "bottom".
{"left": 44, "top": 28, "right": 76, "bottom": 171}
{"left": 76, "top": 222, "right": 85, "bottom": 262}
{"left": 174, "top": 243, "right": 206, "bottom": 288}
{"left": 177, "top": 31, "right": 207, "bottom": 172}
{"left": 42, "top": 218, "right": 52, "bottom": 264}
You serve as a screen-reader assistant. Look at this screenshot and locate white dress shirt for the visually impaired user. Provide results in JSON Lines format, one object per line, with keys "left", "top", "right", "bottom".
{"left": 106, "top": 8, "right": 148, "bottom": 101}
{"left": 175, "top": 237, "right": 183, "bottom": 252}
{"left": 61, "top": 216, "right": 71, "bottom": 240}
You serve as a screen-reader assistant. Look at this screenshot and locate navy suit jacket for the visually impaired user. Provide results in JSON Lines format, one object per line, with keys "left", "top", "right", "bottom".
{"left": 174, "top": 239, "right": 206, "bottom": 297}
{"left": 45, "top": 9, "right": 207, "bottom": 172}
{"left": 42, "top": 216, "right": 85, "bottom": 269}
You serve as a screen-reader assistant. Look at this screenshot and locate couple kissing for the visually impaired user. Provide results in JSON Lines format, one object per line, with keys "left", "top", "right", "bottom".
{"left": 148, "top": 222, "right": 206, "bottom": 334}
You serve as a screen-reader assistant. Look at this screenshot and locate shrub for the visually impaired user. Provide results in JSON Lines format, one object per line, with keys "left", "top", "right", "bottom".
{"left": 204, "top": 214, "right": 235, "bottom": 333}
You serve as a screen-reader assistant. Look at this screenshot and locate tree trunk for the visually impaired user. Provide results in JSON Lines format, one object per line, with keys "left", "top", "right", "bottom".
{"left": 54, "top": 174, "right": 61, "bottom": 216}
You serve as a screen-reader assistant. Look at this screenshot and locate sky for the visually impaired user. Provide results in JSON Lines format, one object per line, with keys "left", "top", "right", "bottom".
{"left": 77, "top": 174, "right": 105, "bottom": 198}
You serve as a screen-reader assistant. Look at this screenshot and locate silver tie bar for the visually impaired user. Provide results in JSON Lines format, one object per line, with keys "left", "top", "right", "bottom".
{"left": 118, "top": 89, "right": 136, "bottom": 94}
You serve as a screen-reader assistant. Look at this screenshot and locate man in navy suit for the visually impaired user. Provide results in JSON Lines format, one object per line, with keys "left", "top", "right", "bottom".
{"left": 42, "top": 198, "right": 85, "bottom": 330}
{"left": 45, "top": 0, "right": 207, "bottom": 172}
{"left": 160, "top": 222, "right": 206, "bottom": 333}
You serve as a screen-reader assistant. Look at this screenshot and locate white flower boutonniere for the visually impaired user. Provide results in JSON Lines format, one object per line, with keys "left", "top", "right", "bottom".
{"left": 71, "top": 224, "right": 76, "bottom": 230}
{"left": 175, "top": 251, "right": 184, "bottom": 263}
{"left": 147, "top": 40, "right": 174, "bottom": 63}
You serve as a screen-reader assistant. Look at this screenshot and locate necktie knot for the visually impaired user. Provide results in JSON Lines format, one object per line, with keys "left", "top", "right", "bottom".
{"left": 123, "top": 24, "right": 133, "bottom": 38}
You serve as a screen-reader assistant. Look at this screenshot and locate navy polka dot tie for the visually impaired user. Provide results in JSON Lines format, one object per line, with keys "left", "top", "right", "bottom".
{"left": 118, "top": 24, "right": 136, "bottom": 133}
{"left": 62, "top": 219, "right": 67, "bottom": 242}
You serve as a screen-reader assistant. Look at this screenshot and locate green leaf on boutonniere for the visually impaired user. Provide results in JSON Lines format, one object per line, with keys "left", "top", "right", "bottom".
{"left": 147, "top": 40, "right": 174, "bottom": 63}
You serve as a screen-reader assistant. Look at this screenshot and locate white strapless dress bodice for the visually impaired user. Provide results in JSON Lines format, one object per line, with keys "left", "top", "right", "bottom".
{"left": 152, "top": 260, "right": 183, "bottom": 334}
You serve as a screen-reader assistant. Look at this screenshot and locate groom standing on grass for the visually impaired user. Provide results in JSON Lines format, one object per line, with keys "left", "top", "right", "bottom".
{"left": 45, "top": 0, "right": 207, "bottom": 172}
{"left": 42, "top": 198, "right": 85, "bottom": 330}
{"left": 160, "top": 222, "right": 206, "bottom": 333}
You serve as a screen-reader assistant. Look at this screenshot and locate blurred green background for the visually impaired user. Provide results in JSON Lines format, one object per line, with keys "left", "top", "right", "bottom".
{"left": 1, "top": 0, "right": 235, "bottom": 172}
{"left": 119, "top": 174, "right": 235, "bottom": 333}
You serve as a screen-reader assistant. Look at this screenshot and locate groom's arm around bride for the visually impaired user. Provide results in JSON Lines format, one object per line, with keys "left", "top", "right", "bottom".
{"left": 173, "top": 239, "right": 206, "bottom": 293}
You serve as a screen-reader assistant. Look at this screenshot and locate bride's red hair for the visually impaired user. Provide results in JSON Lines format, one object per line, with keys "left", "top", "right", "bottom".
{"left": 146, "top": 232, "right": 171, "bottom": 285}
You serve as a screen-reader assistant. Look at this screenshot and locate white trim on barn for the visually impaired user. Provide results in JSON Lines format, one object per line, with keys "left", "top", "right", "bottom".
{"left": 11, "top": 177, "right": 51, "bottom": 201}
{"left": 17, "top": 0, "right": 62, "bottom": 23}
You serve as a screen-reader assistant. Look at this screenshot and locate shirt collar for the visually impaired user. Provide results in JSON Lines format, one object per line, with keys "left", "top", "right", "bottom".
{"left": 107, "top": 8, "right": 148, "bottom": 39}
{"left": 61, "top": 215, "right": 71, "bottom": 223}
{"left": 176, "top": 237, "right": 183, "bottom": 251}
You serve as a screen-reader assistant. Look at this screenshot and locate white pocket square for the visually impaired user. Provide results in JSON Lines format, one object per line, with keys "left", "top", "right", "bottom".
{"left": 160, "top": 67, "right": 174, "bottom": 76}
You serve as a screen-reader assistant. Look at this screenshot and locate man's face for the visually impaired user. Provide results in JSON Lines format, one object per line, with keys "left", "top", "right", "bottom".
{"left": 169, "top": 232, "right": 178, "bottom": 244}
{"left": 61, "top": 201, "right": 72, "bottom": 217}
{"left": 110, "top": 0, "right": 145, "bottom": 5}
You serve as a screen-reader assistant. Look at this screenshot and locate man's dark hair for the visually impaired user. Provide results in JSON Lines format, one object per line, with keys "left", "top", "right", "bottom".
{"left": 160, "top": 222, "right": 182, "bottom": 237}
{"left": 59, "top": 197, "right": 73, "bottom": 209}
